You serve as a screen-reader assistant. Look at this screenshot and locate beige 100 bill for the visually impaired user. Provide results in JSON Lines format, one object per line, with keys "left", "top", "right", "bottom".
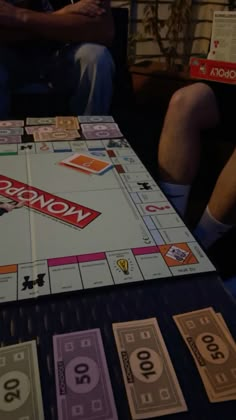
{"left": 0, "top": 340, "right": 44, "bottom": 419}
{"left": 113, "top": 318, "right": 187, "bottom": 419}
{"left": 174, "top": 307, "right": 236, "bottom": 401}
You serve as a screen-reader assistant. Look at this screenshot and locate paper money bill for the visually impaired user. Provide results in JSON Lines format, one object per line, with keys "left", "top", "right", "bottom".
{"left": 81, "top": 123, "right": 123, "bottom": 139}
{"left": 0, "top": 120, "right": 24, "bottom": 127}
{"left": 0, "top": 128, "right": 24, "bottom": 136}
{"left": 82, "top": 130, "right": 123, "bottom": 139}
{"left": 33, "top": 130, "right": 80, "bottom": 142}
{"left": 0, "top": 135, "right": 22, "bottom": 144}
{"left": 113, "top": 318, "right": 187, "bottom": 419}
{"left": 53, "top": 329, "right": 118, "bottom": 420}
{"left": 173, "top": 307, "right": 236, "bottom": 402}
{"left": 25, "top": 125, "right": 56, "bottom": 135}
{"left": 0, "top": 340, "right": 44, "bottom": 420}
{"left": 210, "top": 313, "right": 236, "bottom": 402}
{"left": 81, "top": 123, "right": 120, "bottom": 132}
{"left": 56, "top": 116, "right": 80, "bottom": 130}
{"left": 78, "top": 116, "right": 114, "bottom": 123}
{"left": 26, "top": 117, "right": 56, "bottom": 125}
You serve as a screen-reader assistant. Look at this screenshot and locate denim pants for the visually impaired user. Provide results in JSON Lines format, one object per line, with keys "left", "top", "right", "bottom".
{"left": 0, "top": 43, "right": 115, "bottom": 117}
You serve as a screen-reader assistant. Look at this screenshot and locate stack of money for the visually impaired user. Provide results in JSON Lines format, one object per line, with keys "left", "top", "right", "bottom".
{"left": 174, "top": 307, "right": 236, "bottom": 402}
{"left": 0, "top": 120, "right": 24, "bottom": 144}
{"left": 26, "top": 117, "right": 80, "bottom": 142}
{"left": 1, "top": 310, "right": 235, "bottom": 420}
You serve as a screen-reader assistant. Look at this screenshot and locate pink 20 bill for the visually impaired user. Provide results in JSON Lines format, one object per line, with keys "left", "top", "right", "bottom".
{"left": 53, "top": 329, "right": 118, "bottom": 420}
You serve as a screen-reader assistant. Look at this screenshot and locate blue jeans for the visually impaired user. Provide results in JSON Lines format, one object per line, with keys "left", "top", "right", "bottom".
{"left": 0, "top": 43, "right": 115, "bottom": 118}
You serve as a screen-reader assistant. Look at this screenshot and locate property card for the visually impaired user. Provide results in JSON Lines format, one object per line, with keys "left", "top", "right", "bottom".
{"left": 173, "top": 307, "right": 236, "bottom": 402}
{"left": 53, "top": 329, "right": 118, "bottom": 420}
{"left": 113, "top": 318, "right": 187, "bottom": 419}
{"left": 61, "top": 153, "right": 113, "bottom": 174}
{"left": 0, "top": 341, "right": 44, "bottom": 420}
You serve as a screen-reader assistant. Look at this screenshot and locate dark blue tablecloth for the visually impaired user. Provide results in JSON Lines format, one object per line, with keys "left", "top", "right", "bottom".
{"left": 0, "top": 272, "right": 236, "bottom": 419}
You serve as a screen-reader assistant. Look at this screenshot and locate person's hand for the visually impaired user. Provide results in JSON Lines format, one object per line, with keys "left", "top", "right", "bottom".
{"left": 56, "top": 0, "right": 107, "bottom": 18}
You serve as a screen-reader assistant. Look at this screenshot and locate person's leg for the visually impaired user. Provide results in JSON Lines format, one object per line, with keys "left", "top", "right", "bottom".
{"left": 48, "top": 43, "right": 115, "bottom": 115}
{"left": 194, "top": 147, "right": 236, "bottom": 248}
{"left": 157, "top": 82, "right": 219, "bottom": 216}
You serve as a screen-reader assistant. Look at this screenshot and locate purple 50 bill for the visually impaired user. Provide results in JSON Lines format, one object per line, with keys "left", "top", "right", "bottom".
{"left": 53, "top": 329, "right": 118, "bottom": 420}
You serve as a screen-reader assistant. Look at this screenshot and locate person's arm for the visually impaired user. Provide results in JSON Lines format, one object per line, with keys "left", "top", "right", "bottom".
{"left": 0, "top": 0, "right": 115, "bottom": 46}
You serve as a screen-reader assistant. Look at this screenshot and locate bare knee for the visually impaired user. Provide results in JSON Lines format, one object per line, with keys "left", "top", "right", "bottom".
{"left": 167, "top": 83, "right": 220, "bottom": 129}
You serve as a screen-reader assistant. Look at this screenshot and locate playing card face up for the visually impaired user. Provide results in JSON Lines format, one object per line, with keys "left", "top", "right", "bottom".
{"left": 61, "top": 153, "right": 113, "bottom": 175}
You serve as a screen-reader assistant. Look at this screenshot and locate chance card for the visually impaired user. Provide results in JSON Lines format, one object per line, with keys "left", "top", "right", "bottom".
{"left": 60, "top": 153, "right": 113, "bottom": 174}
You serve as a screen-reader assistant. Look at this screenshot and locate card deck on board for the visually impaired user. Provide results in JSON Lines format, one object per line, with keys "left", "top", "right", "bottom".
{"left": 60, "top": 153, "right": 113, "bottom": 174}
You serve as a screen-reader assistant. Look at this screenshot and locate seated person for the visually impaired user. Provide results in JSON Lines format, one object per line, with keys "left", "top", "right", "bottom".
{"left": 157, "top": 82, "right": 236, "bottom": 251}
{"left": 0, "top": 0, "right": 115, "bottom": 117}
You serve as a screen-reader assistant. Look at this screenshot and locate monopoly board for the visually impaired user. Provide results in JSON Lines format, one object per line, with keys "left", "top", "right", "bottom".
{"left": 0, "top": 117, "right": 215, "bottom": 304}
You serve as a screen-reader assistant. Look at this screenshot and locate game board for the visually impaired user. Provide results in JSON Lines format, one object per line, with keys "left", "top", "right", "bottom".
{"left": 0, "top": 117, "right": 215, "bottom": 304}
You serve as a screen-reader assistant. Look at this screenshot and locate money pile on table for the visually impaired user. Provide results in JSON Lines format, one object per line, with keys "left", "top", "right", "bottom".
{"left": 0, "top": 307, "right": 235, "bottom": 419}
{"left": 0, "top": 116, "right": 123, "bottom": 144}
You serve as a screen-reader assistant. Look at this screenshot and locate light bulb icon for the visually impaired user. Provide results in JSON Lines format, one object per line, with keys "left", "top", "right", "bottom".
{"left": 117, "top": 258, "right": 129, "bottom": 275}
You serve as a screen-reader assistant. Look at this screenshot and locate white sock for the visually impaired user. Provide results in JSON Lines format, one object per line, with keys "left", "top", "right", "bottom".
{"left": 158, "top": 181, "right": 191, "bottom": 217}
{"left": 193, "top": 206, "right": 233, "bottom": 249}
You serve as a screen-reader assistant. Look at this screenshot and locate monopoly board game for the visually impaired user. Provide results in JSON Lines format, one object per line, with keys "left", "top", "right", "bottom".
{"left": 0, "top": 116, "right": 215, "bottom": 304}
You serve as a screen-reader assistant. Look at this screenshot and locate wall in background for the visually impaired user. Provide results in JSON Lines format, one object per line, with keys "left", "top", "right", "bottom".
{"left": 111, "top": 0, "right": 229, "bottom": 68}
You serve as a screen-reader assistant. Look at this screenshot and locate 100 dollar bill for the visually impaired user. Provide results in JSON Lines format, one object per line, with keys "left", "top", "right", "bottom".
{"left": 113, "top": 318, "right": 187, "bottom": 419}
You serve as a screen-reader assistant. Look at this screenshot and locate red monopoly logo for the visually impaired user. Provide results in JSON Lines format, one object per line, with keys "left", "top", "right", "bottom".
{"left": 0, "top": 175, "right": 100, "bottom": 228}
{"left": 210, "top": 67, "right": 236, "bottom": 80}
{"left": 190, "top": 57, "right": 236, "bottom": 85}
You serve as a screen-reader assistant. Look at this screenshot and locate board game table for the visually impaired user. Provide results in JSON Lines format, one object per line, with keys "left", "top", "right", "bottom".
{"left": 0, "top": 116, "right": 236, "bottom": 419}
{"left": 0, "top": 271, "right": 236, "bottom": 419}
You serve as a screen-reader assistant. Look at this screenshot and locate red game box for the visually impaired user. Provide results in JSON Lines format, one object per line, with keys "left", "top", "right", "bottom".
{"left": 190, "top": 57, "right": 236, "bottom": 85}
